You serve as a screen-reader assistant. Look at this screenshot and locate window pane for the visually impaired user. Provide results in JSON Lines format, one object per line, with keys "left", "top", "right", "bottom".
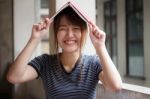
{"left": 104, "top": 2, "right": 111, "bottom": 16}
{"left": 106, "top": 41, "right": 111, "bottom": 55}
{"left": 41, "top": 0, "right": 48, "bottom": 8}
{"left": 112, "top": 20, "right": 116, "bottom": 35}
{"left": 105, "top": 21, "right": 111, "bottom": 35}
{"left": 128, "top": 12, "right": 143, "bottom": 40}
{"left": 126, "top": 0, "right": 134, "bottom": 12}
{"left": 126, "top": 0, "right": 144, "bottom": 77}
{"left": 129, "top": 43, "right": 144, "bottom": 77}
{"left": 135, "top": 0, "right": 143, "bottom": 9}
{"left": 111, "top": 0, "right": 116, "bottom": 16}
{"left": 112, "top": 37, "right": 117, "bottom": 65}
{"left": 104, "top": 0, "right": 117, "bottom": 66}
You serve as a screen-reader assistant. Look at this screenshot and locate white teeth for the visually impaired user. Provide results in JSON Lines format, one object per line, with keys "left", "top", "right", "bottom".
{"left": 65, "top": 40, "right": 76, "bottom": 44}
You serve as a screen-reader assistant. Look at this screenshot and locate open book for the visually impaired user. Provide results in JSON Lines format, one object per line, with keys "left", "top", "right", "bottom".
{"left": 49, "top": 0, "right": 93, "bottom": 24}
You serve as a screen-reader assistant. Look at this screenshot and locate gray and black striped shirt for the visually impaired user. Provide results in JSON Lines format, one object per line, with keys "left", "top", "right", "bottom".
{"left": 28, "top": 54, "right": 102, "bottom": 99}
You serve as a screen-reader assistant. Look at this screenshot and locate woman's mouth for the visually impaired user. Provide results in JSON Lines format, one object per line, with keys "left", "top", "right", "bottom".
{"left": 64, "top": 40, "right": 77, "bottom": 45}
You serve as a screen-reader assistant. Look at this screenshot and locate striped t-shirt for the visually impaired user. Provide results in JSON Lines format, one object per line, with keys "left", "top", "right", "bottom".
{"left": 28, "top": 54, "right": 102, "bottom": 99}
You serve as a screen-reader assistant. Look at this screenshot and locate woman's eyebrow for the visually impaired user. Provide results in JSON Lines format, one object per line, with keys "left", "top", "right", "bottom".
{"left": 59, "top": 24, "right": 67, "bottom": 27}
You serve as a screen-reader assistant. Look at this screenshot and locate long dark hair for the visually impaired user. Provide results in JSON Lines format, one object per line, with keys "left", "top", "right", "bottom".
{"left": 53, "top": 7, "right": 88, "bottom": 81}
{"left": 53, "top": 6, "right": 88, "bottom": 53}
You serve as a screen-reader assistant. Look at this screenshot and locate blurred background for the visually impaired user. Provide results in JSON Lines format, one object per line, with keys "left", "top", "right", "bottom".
{"left": 0, "top": 0, "right": 150, "bottom": 99}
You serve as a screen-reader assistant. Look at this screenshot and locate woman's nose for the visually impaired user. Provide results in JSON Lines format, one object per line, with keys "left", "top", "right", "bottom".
{"left": 66, "top": 29, "right": 74, "bottom": 37}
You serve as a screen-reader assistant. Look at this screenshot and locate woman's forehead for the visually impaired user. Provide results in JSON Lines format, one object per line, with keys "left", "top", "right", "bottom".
{"left": 59, "top": 16, "right": 80, "bottom": 26}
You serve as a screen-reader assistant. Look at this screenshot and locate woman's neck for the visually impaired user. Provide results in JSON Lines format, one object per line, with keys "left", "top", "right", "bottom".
{"left": 60, "top": 51, "right": 80, "bottom": 70}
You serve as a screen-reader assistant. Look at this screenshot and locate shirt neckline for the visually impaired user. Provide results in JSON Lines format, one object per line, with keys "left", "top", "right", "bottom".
{"left": 58, "top": 53, "right": 82, "bottom": 75}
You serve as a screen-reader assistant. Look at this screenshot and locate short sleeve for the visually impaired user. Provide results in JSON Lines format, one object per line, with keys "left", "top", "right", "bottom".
{"left": 92, "top": 55, "right": 103, "bottom": 79}
{"left": 28, "top": 54, "right": 49, "bottom": 78}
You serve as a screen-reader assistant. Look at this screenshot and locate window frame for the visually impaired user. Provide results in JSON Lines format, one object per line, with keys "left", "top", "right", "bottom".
{"left": 125, "top": 0, "right": 145, "bottom": 79}
{"left": 104, "top": 0, "right": 118, "bottom": 67}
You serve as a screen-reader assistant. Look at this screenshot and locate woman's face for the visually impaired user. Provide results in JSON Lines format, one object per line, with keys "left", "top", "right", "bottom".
{"left": 57, "top": 16, "right": 82, "bottom": 53}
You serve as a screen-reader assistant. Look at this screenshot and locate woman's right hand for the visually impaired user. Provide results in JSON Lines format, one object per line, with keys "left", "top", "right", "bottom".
{"left": 31, "top": 18, "right": 51, "bottom": 41}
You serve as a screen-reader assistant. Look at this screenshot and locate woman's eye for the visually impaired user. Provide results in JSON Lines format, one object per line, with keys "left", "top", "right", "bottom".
{"left": 73, "top": 27, "right": 80, "bottom": 30}
{"left": 58, "top": 28, "right": 66, "bottom": 31}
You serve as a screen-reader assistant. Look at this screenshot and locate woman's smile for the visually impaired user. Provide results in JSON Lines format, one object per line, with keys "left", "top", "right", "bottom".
{"left": 64, "top": 39, "right": 77, "bottom": 45}
{"left": 57, "top": 16, "right": 82, "bottom": 53}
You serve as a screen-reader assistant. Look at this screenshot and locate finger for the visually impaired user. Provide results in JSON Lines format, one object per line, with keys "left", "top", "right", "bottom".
{"left": 89, "top": 21, "right": 96, "bottom": 27}
{"left": 89, "top": 22, "right": 101, "bottom": 38}
{"left": 93, "top": 26, "right": 98, "bottom": 34}
{"left": 38, "top": 21, "right": 44, "bottom": 25}
{"left": 38, "top": 21, "right": 45, "bottom": 30}
{"left": 95, "top": 32, "right": 101, "bottom": 39}
{"left": 45, "top": 18, "right": 51, "bottom": 25}
{"left": 37, "top": 24, "right": 42, "bottom": 31}
{"left": 94, "top": 27, "right": 103, "bottom": 38}
{"left": 45, "top": 17, "right": 51, "bottom": 24}
{"left": 93, "top": 31, "right": 100, "bottom": 39}
{"left": 41, "top": 18, "right": 51, "bottom": 29}
{"left": 90, "top": 23, "right": 97, "bottom": 32}
{"left": 39, "top": 19, "right": 48, "bottom": 30}
{"left": 89, "top": 24, "right": 95, "bottom": 38}
{"left": 89, "top": 23, "right": 98, "bottom": 39}
{"left": 33, "top": 24, "right": 40, "bottom": 31}
{"left": 88, "top": 23, "right": 93, "bottom": 33}
{"left": 37, "top": 22, "right": 44, "bottom": 30}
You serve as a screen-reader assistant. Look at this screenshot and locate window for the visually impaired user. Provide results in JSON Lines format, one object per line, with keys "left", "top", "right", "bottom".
{"left": 41, "top": 0, "right": 49, "bottom": 8}
{"left": 126, "top": 0, "right": 144, "bottom": 78}
{"left": 104, "top": 0, "right": 117, "bottom": 66}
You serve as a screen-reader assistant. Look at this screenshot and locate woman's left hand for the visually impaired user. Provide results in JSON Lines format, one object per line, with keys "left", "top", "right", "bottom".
{"left": 89, "top": 22, "right": 106, "bottom": 50}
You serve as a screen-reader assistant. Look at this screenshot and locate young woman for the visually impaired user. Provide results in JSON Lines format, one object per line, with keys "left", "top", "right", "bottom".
{"left": 7, "top": 7, "right": 122, "bottom": 99}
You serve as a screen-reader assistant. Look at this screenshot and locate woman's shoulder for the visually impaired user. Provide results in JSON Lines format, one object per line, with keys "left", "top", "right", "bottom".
{"left": 82, "top": 54, "right": 98, "bottom": 60}
{"left": 82, "top": 54, "right": 100, "bottom": 64}
{"left": 35, "top": 53, "right": 58, "bottom": 61}
{"left": 82, "top": 54, "right": 102, "bottom": 72}
{"left": 39, "top": 53, "right": 57, "bottom": 57}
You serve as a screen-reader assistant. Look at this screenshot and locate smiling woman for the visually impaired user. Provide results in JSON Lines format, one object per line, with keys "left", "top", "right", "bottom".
{"left": 54, "top": 7, "right": 87, "bottom": 54}
{"left": 7, "top": 1, "right": 122, "bottom": 99}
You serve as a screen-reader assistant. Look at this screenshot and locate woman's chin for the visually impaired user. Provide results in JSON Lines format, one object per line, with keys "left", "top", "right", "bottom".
{"left": 63, "top": 47, "right": 79, "bottom": 53}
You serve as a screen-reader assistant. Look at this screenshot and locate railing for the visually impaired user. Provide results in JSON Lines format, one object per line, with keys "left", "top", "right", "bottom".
{"left": 96, "top": 83, "right": 150, "bottom": 99}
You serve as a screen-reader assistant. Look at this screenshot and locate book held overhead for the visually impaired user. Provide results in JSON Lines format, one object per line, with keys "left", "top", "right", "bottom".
{"left": 49, "top": 0, "right": 93, "bottom": 24}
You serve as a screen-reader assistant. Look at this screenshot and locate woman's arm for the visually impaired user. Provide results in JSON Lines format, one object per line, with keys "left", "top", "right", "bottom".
{"left": 89, "top": 22, "right": 122, "bottom": 91}
{"left": 7, "top": 18, "right": 51, "bottom": 84}
{"left": 97, "top": 46, "right": 122, "bottom": 91}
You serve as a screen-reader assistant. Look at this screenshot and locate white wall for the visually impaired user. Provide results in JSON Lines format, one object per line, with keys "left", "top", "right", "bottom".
{"left": 13, "top": 0, "right": 41, "bottom": 58}
{"left": 144, "top": 0, "right": 150, "bottom": 86}
{"left": 96, "top": 0, "right": 104, "bottom": 30}
{"left": 13, "top": 0, "right": 45, "bottom": 99}
{"left": 117, "top": 0, "right": 126, "bottom": 77}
